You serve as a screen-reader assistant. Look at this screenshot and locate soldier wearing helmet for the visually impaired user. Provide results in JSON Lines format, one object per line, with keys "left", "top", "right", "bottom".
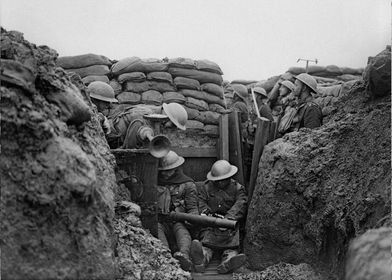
{"left": 87, "top": 81, "right": 188, "bottom": 150}
{"left": 290, "top": 73, "right": 322, "bottom": 130}
{"left": 88, "top": 81, "right": 118, "bottom": 135}
{"left": 253, "top": 87, "right": 273, "bottom": 122}
{"left": 190, "top": 160, "right": 247, "bottom": 274}
{"left": 268, "top": 79, "right": 296, "bottom": 122}
{"left": 157, "top": 151, "right": 198, "bottom": 271}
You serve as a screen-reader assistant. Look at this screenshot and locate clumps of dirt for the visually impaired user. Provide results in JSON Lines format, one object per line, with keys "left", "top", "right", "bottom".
{"left": 114, "top": 209, "right": 191, "bottom": 280}
{"left": 244, "top": 72, "right": 390, "bottom": 280}
{"left": 233, "top": 262, "right": 323, "bottom": 280}
{"left": 1, "top": 28, "right": 117, "bottom": 279}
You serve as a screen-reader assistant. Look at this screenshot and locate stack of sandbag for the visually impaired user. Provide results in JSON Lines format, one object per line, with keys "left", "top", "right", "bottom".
{"left": 108, "top": 57, "right": 226, "bottom": 137}
{"left": 287, "top": 65, "right": 364, "bottom": 82}
{"left": 56, "top": 53, "right": 113, "bottom": 85}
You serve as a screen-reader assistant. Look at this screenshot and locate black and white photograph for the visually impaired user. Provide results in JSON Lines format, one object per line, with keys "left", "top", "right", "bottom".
{"left": 0, "top": 0, "right": 390, "bottom": 279}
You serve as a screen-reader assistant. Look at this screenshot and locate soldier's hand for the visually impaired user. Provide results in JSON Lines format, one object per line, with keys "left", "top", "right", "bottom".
{"left": 213, "top": 213, "right": 225, "bottom": 219}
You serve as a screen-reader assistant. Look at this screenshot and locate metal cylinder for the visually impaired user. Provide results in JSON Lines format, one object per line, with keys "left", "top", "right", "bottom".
{"left": 168, "top": 212, "right": 237, "bottom": 229}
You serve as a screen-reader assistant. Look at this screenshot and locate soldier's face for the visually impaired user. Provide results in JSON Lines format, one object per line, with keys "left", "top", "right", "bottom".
{"left": 215, "top": 178, "right": 231, "bottom": 189}
{"left": 279, "top": 86, "right": 289, "bottom": 97}
{"left": 160, "top": 169, "right": 176, "bottom": 179}
{"left": 293, "top": 80, "right": 303, "bottom": 97}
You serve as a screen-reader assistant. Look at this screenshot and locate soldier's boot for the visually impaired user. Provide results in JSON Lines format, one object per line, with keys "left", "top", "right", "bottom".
{"left": 190, "top": 239, "right": 213, "bottom": 273}
{"left": 173, "top": 222, "right": 193, "bottom": 271}
{"left": 217, "top": 249, "right": 246, "bottom": 274}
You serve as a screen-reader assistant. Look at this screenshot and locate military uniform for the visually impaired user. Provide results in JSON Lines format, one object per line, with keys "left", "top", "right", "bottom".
{"left": 193, "top": 178, "right": 247, "bottom": 273}
{"left": 291, "top": 101, "right": 322, "bottom": 130}
{"left": 157, "top": 169, "right": 198, "bottom": 271}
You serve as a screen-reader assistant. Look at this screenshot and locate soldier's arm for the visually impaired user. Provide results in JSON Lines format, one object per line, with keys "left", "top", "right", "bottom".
{"left": 184, "top": 182, "right": 199, "bottom": 215}
{"left": 198, "top": 183, "right": 211, "bottom": 215}
{"left": 225, "top": 184, "right": 248, "bottom": 221}
{"left": 303, "top": 105, "right": 322, "bottom": 129}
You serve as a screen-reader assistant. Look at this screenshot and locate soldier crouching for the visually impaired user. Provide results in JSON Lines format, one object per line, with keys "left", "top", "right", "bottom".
{"left": 157, "top": 151, "right": 199, "bottom": 271}
{"left": 190, "top": 160, "right": 248, "bottom": 274}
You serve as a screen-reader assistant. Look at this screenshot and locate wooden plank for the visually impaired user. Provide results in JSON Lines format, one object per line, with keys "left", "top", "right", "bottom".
{"left": 248, "top": 119, "right": 270, "bottom": 202}
{"left": 218, "top": 114, "right": 230, "bottom": 161}
{"left": 269, "top": 121, "right": 277, "bottom": 143}
{"left": 171, "top": 146, "right": 217, "bottom": 158}
{"left": 112, "top": 150, "right": 159, "bottom": 237}
{"left": 228, "top": 111, "right": 245, "bottom": 186}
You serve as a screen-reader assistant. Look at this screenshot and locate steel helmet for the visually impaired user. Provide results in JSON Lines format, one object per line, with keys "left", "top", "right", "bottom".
{"left": 162, "top": 103, "right": 188, "bottom": 130}
{"left": 88, "top": 81, "right": 118, "bottom": 103}
{"left": 279, "top": 80, "right": 295, "bottom": 92}
{"left": 231, "top": 84, "right": 248, "bottom": 102}
{"left": 158, "top": 150, "right": 185, "bottom": 170}
{"left": 207, "top": 160, "right": 238, "bottom": 181}
{"left": 294, "top": 73, "right": 318, "bottom": 93}
{"left": 253, "top": 87, "right": 268, "bottom": 98}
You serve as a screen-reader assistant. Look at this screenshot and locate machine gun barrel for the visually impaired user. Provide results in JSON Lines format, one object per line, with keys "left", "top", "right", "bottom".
{"left": 166, "top": 212, "right": 237, "bottom": 229}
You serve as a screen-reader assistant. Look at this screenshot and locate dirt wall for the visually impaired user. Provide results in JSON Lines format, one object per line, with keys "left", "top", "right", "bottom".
{"left": 244, "top": 80, "right": 390, "bottom": 279}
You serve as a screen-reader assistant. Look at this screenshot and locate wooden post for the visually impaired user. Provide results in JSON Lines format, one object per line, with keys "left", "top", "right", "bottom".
{"left": 248, "top": 119, "right": 270, "bottom": 202}
{"left": 228, "top": 111, "right": 245, "bottom": 186}
{"left": 269, "top": 121, "right": 277, "bottom": 143}
{"left": 218, "top": 114, "right": 230, "bottom": 161}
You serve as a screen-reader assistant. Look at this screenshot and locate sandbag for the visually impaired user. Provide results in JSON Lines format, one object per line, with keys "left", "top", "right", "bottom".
{"left": 174, "top": 76, "right": 200, "bottom": 90}
{"left": 45, "top": 84, "right": 91, "bottom": 125}
{"left": 185, "top": 97, "right": 209, "bottom": 111}
{"left": 307, "top": 65, "right": 327, "bottom": 74}
{"left": 162, "top": 91, "right": 186, "bottom": 104}
{"left": 82, "top": 75, "right": 109, "bottom": 85}
{"left": 317, "top": 85, "right": 341, "bottom": 97}
{"left": 287, "top": 67, "right": 306, "bottom": 75}
{"left": 180, "top": 89, "right": 204, "bottom": 100}
{"left": 57, "top": 53, "right": 112, "bottom": 69}
{"left": 336, "top": 74, "right": 361, "bottom": 82}
{"left": 203, "top": 92, "right": 226, "bottom": 107}
{"left": 209, "top": 103, "right": 229, "bottom": 114}
{"left": 183, "top": 106, "right": 201, "bottom": 120}
{"left": 341, "top": 67, "right": 363, "bottom": 75}
{"left": 118, "top": 72, "right": 146, "bottom": 83}
{"left": 180, "top": 89, "right": 225, "bottom": 107}
{"left": 168, "top": 57, "right": 196, "bottom": 69}
{"left": 230, "top": 79, "right": 258, "bottom": 85}
{"left": 186, "top": 120, "right": 204, "bottom": 130}
{"left": 168, "top": 67, "right": 223, "bottom": 85}
{"left": 141, "top": 90, "right": 163, "bottom": 105}
{"left": 198, "top": 111, "right": 220, "bottom": 125}
{"left": 201, "top": 83, "right": 224, "bottom": 98}
{"left": 147, "top": 72, "right": 174, "bottom": 84}
{"left": 109, "top": 79, "right": 122, "bottom": 95}
{"left": 124, "top": 81, "right": 150, "bottom": 93}
{"left": 116, "top": 92, "right": 141, "bottom": 104}
{"left": 148, "top": 81, "right": 176, "bottom": 93}
{"left": 67, "top": 65, "right": 110, "bottom": 78}
{"left": 111, "top": 57, "right": 169, "bottom": 75}
{"left": 203, "top": 124, "right": 219, "bottom": 136}
{"left": 196, "top": 59, "right": 223, "bottom": 75}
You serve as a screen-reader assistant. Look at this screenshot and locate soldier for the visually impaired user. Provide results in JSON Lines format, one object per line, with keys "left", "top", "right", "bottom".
{"left": 268, "top": 80, "right": 296, "bottom": 122}
{"left": 190, "top": 160, "right": 248, "bottom": 274}
{"left": 291, "top": 73, "right": 322, "bottom": 129}
{"left": 253, "top": 87, "right": 273, "bottom": 122}
{"left": 87, "top": 81, "right": 118, "bottom": 135}
{"left": 87, "top": 81, "right": 188, "bottom": 150}
{"left": 157, "top": 151, "right": 199, "bottom": 271}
